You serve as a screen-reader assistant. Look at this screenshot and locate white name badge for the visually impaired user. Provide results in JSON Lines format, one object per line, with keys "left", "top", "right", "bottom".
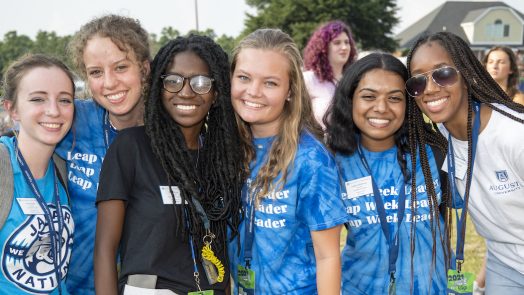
{"left": 159, "top": 186, "right": 188, "bottom": 205}
{"left": 16, "top": 198, "right": 44, "bottom": 215}
{"left": 442, "top": 155, "right": 467, "bottom": 180}
{"left": 345, "top": 176, "right": 373, "bottom": 199}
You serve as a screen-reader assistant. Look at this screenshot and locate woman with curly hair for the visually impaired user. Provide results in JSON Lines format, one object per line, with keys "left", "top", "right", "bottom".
{"left": 55, "top": 14, "right": 151, "bottom": 294}
{"left": 94, "top": 35, "right": 243, "bottom": 294}
{"left": 303, "top": 20, "right": 358, "bottom": 128}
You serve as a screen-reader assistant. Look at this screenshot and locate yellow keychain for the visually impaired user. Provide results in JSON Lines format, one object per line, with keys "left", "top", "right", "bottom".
{"left": 201, "top": 234, "right": 225, "bottom": 284}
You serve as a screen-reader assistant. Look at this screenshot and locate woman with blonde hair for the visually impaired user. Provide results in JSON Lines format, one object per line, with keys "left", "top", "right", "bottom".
{"left": 228, "top": 28, "right": 348, "bottom": 294}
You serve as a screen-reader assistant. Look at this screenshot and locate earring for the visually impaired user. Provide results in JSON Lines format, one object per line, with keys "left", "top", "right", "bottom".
{"left": 286, "top": 97, "right": 291, "bottom": 101}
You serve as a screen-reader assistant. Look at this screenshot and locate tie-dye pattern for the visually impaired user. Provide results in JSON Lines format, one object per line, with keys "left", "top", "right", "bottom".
{"left": 337, "top": 145, "right": 448, "bottom": 295}
{"left": 229, "top": 131, "right": 348, "bottom": 295}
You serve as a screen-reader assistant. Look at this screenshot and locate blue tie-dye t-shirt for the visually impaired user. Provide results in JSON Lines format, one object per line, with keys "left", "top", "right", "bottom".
{"left": 229, "top": 131, "right": 349, "bottom": 295}
{"left": 55, "top": 99, "right": 117, "bottom": 295}
{"left": 337, "top": 145, "right": 448, "bottom": 295}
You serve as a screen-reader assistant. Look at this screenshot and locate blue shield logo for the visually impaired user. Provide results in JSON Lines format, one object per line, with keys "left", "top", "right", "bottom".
{"left": 495, "top": 170, "right": 509, "bottom": 182}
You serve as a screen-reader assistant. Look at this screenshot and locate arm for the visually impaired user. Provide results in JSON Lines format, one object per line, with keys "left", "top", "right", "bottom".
{"left": 94, "top": 200, "right": 126, "bottom": 295}
{"left": 311, "top": 225, "right": 342, "bottom": 295}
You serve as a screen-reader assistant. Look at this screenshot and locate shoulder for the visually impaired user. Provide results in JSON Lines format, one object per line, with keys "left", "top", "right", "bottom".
{"left": 296, "top": 131, "right": 335, "bottom": 166}
{"left": 513, "top": 92, "right": 524, "bottom": 106}
{"left": 114, "top": 126, "right": 147, "bottom": 145}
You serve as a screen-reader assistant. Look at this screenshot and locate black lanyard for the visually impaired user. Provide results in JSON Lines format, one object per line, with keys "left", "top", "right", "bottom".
{"left": 15, "top": 139, "right": 65, "bottom": 294}
{"left": 356, "top": 144, "right": 407, "bottom": 288}
{"left": 447, "top": 101, "right": 481, "bottom": 272}
{"left": 103, "top": 111, "right": 117, "bottom": 150}
{"left": 242, "top": 179, "right": 257, "bottom": 268}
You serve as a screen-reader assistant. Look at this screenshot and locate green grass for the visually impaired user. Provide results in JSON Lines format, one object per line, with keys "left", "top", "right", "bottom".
{"left": 340, "top": 214, "right": 486, "bottom": 275}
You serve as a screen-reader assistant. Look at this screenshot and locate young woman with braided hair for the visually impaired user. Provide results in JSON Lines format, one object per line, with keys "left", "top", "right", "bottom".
{"left": 229, "top": 28, "right": 348, "bottom": 294}
{"left": 94, "top": 35, "right": 243, "bottom": 295}
{"left": 406, "top": 31, "right": 524, "bottom": 294}
{"left": 325, "top": 52, "right": 449, "bottom": 294}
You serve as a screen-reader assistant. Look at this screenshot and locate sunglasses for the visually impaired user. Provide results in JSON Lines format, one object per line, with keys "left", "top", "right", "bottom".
{"left": 405, "top": 66, "right": 459, "bottom": 97}
{"left": 161, "top": 74, "right": 214, "bottom": 95}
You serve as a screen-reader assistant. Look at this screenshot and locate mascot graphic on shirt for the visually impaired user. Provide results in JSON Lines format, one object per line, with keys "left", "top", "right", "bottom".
{"left": 1, "top": 204, "right": 74, "bottom": 293}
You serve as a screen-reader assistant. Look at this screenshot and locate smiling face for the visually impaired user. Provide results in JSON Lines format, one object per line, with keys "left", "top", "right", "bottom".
{"left": 83, "top": 36, "right": 149, "bottom": 126}
{"left": 7, "top": 67, "right": 74, "bottom": 148}
{"left": 352, "top": 69, "right": 406, "bottom": 151}
{"left": 485, "top": 49, "right": 512, "bottom": 86}
{"left": 231, "top": 48, "right": 290, "bottom": 138}
{"left": 409, "top": 41, "right": 469, "bottom": 127}
{"left": 161, "top": 50, "right": 215, "bottom": 144}
{"left": 328, "top": 32, "right": 351, "bottom": 69}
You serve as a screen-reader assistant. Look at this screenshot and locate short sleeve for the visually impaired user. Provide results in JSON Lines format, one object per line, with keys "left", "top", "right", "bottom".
{"left": 296, "top": 146, "right": 348, "bottom": 231}
{"left": 96, "top": 129, "right": 137, "bottom": 203}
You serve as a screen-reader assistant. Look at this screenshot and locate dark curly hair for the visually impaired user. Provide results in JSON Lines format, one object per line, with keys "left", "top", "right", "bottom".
{"left": 144, "top": 34, "right": 244, "bottom": 256}
{"left": 303, "top": 20, "right": 358, "bottom": 82}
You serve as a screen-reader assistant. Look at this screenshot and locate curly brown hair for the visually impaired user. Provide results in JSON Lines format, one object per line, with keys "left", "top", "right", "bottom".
{"left": 68, "top": 14, "right": 151, "bottom": 79}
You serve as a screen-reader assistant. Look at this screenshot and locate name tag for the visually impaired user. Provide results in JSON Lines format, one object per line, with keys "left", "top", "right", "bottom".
{"left": 17, "top": 198, "right": 44, "bottom": 215}
{"left": 159, "top": 186, "right": 186, "bottom": 205}
{"left": 443, "top": 156, "right": 467, "bottom": 180}
{"left": 345, "top": 176, "right": 373, "bottom": 199}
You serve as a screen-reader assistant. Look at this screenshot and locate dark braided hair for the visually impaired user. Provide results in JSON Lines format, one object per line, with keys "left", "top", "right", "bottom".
{"left": 406, "top": 31, "right": 524, "bottom": 285}
{"left": 144, "top": 34, "right": 244, "bottom": 256}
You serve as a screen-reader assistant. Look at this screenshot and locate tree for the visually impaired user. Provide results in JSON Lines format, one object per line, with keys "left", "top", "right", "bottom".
{"left": 243, "top": 0, "right": 399, "bottom": 51}
{"left": 0, "top": 31, "right": 34, "bottom": 75}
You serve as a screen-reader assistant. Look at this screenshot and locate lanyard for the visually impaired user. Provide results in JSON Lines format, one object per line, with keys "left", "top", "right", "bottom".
{"left": 447, "top": 101, "right": 481, "bottom": 271}
{"left": 14, "top": 139, "right": 64, "bottom": 294}
{"left": 103, "top": 111, "right": 117, "bottom": 150}
{"left": 242, "top": 179, "right": 257, "bottom": 268}
{"left": 356, "top": 144, "right": 407, "bottom": 283}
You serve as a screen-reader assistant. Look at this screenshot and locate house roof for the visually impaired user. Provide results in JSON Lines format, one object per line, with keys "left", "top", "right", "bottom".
{"left": 396, "top": 1, "right": 524, "bottom": 49}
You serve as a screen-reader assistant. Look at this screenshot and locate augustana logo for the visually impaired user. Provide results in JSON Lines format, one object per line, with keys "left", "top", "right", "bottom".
{"left": 489, "top": 170, "right": 522, "bottom": 194}
{"left": 1, "top": 205, "right": 74, "bottom": 293}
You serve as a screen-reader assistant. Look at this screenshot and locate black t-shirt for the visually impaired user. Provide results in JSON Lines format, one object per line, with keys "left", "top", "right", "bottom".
{"left": 97, "top": 126, "right": 228, "bottom": 294}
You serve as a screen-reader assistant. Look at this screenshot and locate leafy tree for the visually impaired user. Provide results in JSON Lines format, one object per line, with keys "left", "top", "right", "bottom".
{"left": 243, "top": 0, "right": 399, "bottom": 51}
{"left": 0, "top": 31, "right": 34, "bottom": 75}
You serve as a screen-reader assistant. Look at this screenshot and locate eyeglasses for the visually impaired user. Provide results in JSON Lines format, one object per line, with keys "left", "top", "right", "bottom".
{"left": 405, "top": 66, "right": 459, "bottom": 97}
{"left": 161, "top": 74, "right": 214, "bottom": 95}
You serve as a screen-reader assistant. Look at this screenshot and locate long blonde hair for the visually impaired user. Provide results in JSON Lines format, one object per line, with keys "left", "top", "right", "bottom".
{"left": 231, "top": 28, "right": 323, "bottom": 202}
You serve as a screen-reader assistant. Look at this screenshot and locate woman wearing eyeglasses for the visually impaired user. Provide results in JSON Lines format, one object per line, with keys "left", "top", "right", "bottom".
{"left": 94, "top": 34, "right": 243, "bottom": 295}
{"left": 406, "top": 32, "right": 524, "bottom": 294}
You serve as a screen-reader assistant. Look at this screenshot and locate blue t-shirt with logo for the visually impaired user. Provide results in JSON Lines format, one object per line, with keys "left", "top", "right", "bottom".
{"left": 55, "top": 99, "right": 117, "bottom": 295}
{"left": 0, "top": 137, "right": 74, "bottom": 294}
{"left": 229, "top": 131, "right": 349, "bottom": 295}
{"left": 337, "top": 145, "right": 447, "bottom": 295}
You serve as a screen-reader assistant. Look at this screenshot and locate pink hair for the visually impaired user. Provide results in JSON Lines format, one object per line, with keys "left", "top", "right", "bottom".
{"left": 303, "top": 20, "right": 357, "bottom": 82}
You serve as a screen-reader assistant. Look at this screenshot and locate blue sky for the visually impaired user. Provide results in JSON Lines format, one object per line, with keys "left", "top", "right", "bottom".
{"left": 2, "top": 0, "right": 524, "bottom": 38}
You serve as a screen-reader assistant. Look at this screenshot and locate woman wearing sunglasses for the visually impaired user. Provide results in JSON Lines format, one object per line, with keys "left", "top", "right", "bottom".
{"left": 406, "top": 31, "right": 524, "bottom": 294}
{"left": 94, "top": 35, "right": 243, "bottom": 294}
{"left": 325, "top": 53, "right": 449, "bottom": 294}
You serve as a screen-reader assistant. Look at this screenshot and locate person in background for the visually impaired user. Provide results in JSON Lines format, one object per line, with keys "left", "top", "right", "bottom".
{"left": 303, "top": 20, "right": 358, "bottom": 129}
{"left": 229, "top": 28, "right": 348, "bottom": 294}
{"left": 55, "top": 14, "right": 151, "bottom": 294}
{"left": 94, "top": 34, "right": 243, "bottom": 295}
{"left": 483, "top": 46, "right": 524, "bottom": 105}
{"left": 406, "top": 31, "right": 524, "bottom": 294}
{"left": 325, "top": 52, "right": 449, "bottom": 294}
{"left": 0, "top": 54, "right": 75, "bottom": 294}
